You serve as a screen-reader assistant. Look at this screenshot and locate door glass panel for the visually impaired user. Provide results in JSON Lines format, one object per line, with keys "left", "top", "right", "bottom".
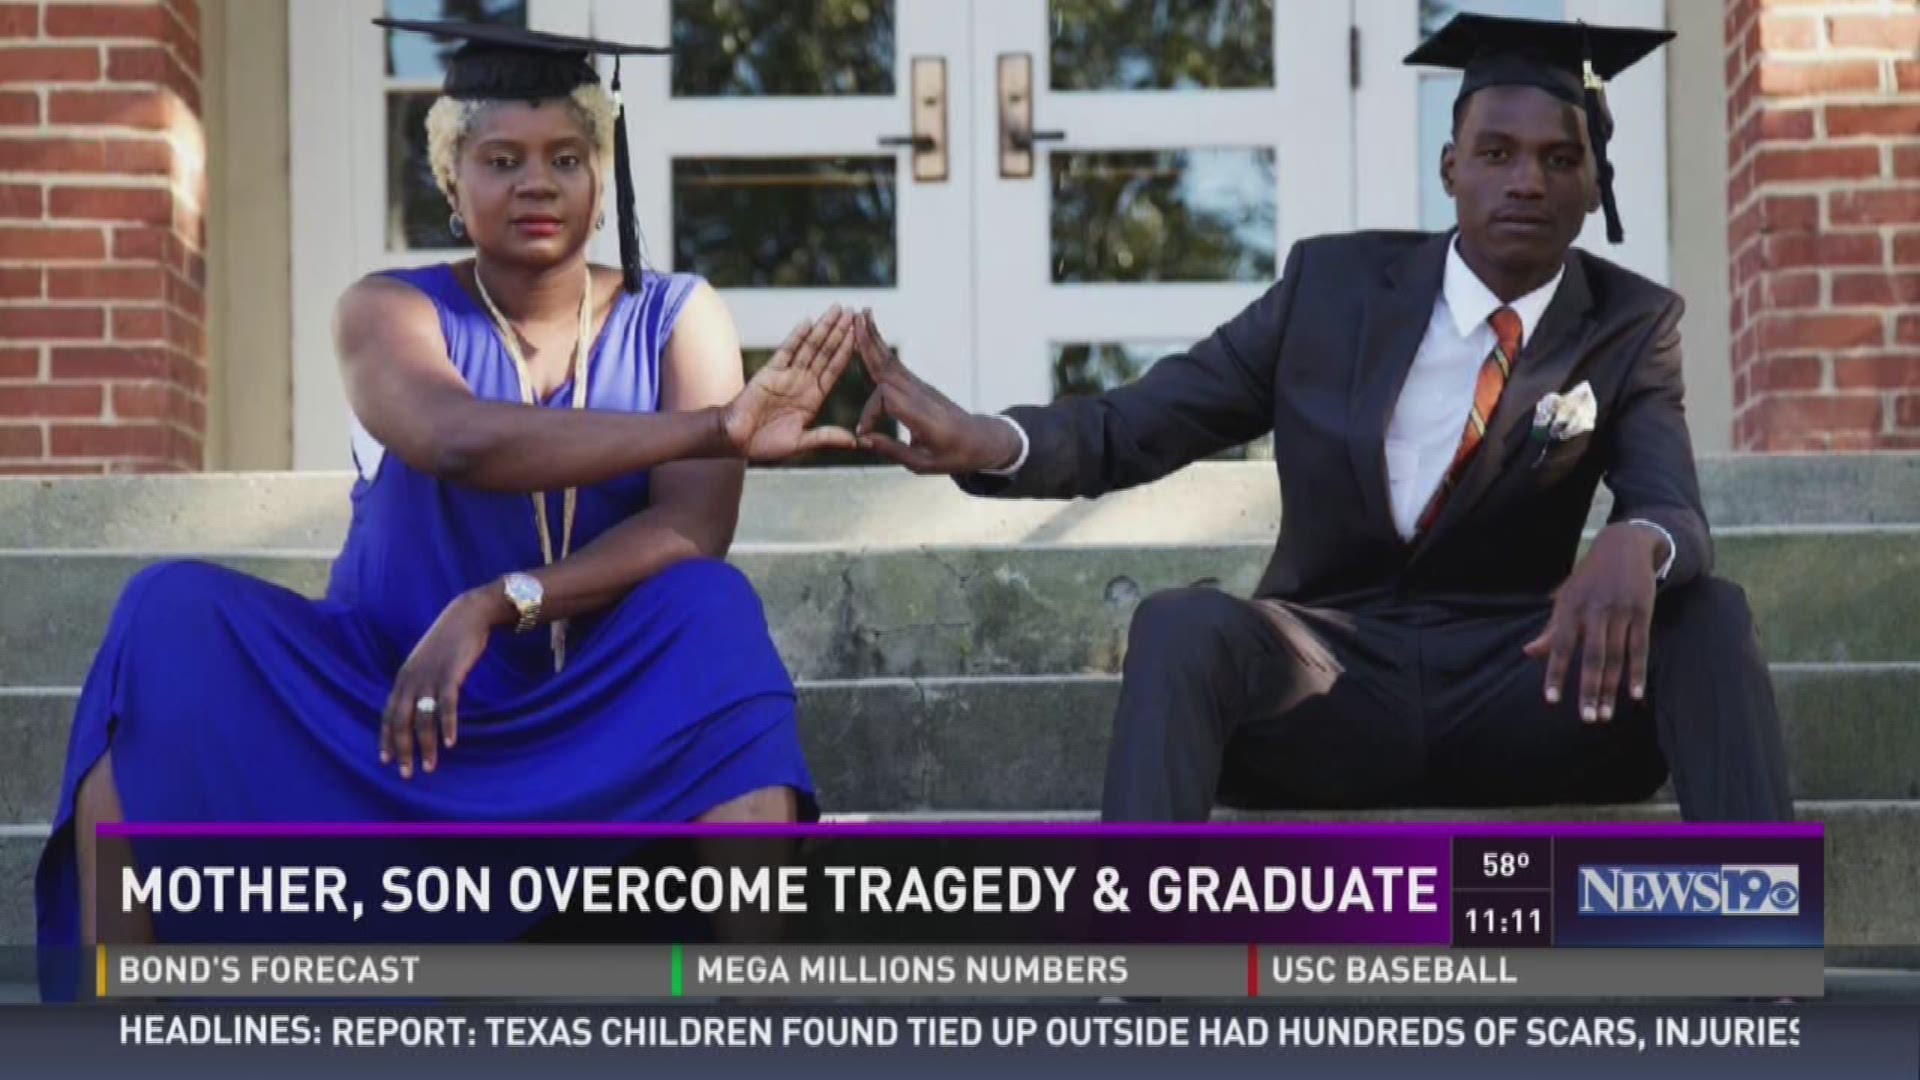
{"left": 742, "top": 347, "right": 898, "bottom": 468}
{"left": 673, "top": 157, "right": 897, "bottom": 288}
{"left": 1417, "top": 0, "right": 1564, "bottom": 229}
{"left": 382, "top": 0, "right": 528, "bottom": 251}
{"left": 671, "top": 0, "right": 895, "bottom": 97}
{"left": 386, "top": 91, "right": 463, "bottom": 251}
{"left": 1052, "top": 340, "right": 1267, "bottom": 458}
{"left": 1052, "top": 340, "right": 1179, "bottom": 397}
{"left": 1051, "top": 149, "right": 1276, "bottom": 283}
{"left": 1049, "top": 0, "right": 1274, "bottom": 91}
{"left": 385, "top": 0, "right": 526, "bottom": 77}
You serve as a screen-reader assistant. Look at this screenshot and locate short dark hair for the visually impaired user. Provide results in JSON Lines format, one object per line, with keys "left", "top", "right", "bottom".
{"left": 1450, "top": 84, "right": 1586, "bottom": 140}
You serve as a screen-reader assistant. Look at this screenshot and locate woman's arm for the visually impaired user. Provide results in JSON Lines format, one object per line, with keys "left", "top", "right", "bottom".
{"left": 337, "top": 275, "right": 828, "bottom": 492}
{"left": 377, "top": 282, "right": 859, "bottom": 775}
{"left": 469, "top": 282, "right": 751, "bottom": 626}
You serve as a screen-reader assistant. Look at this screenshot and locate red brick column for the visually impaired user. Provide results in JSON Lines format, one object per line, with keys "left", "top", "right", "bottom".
{"left": 0, "top": 0, "right": 205, "bottom": 474}
{"left": 1727, "top": 0, "right": 1920, "bottom": 450}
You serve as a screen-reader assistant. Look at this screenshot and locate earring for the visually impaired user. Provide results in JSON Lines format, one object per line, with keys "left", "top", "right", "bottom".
{"left": 448, "top": 212, "right": 466, "bottom": 239}
{"left": 595, "top": 211, "right": 606, "bottom": 231}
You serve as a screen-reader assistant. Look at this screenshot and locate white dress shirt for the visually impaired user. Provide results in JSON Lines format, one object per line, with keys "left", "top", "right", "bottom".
{"left": 1386, "top": 238, "right": 1563, "bottom": 541}
{"left": 985, "top": 236, "right": 1676, "bottom": 578}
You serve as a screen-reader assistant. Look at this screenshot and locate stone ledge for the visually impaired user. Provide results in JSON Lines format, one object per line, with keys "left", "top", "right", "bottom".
{"left": 2, "top": 454, "right": 1916, "bottom": 551}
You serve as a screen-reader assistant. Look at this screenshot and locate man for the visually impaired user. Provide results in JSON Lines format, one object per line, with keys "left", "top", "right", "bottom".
{"left": 847, "top": 14, "right": 1792, "bottom": 823}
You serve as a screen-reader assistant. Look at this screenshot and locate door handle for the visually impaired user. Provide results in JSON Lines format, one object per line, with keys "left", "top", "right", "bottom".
{"left": 877, "top": 134, "right": 937, "bottom": 152}
{"left": 999, "top": 53, "right": 1063, "bottom": 178}
{"left": 879, "top": 57, "right": 948, "bottom": 182}
{"left": 1008, "top": 129, "right": 1066, "bottom": 152}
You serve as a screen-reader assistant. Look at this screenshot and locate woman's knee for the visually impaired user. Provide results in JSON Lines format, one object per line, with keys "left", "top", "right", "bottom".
{"left": 657, "top": 557, "right": 761, "bottom": 612}
{"left": 119, "top": 559, "right": 235, "bottom": 632}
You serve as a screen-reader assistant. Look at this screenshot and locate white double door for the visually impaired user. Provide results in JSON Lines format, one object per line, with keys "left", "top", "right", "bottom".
{"left": 594, "top": 0, "right": 1350, "bottom": 416}
{"left": 292, "top": 0, "right": 1667, "bottom": 466}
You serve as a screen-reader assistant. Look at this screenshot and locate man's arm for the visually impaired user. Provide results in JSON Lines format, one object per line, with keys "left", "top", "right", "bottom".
{"left": 851, "top": 242, "right": 1307, "bottom": 499}
{"left": 1602, "top": 295, "right": 1711, "bottom": 590}
{"left": 1523, "top": 294, "right": 1711, "bottom": 724}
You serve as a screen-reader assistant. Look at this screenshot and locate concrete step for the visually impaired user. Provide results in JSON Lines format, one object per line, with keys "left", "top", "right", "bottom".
{"left": 1, "top": 665, "right": 1915, "bottom": 824}
{"left": 3, "top": 529, "right": 1917, "bottom": 686}
{"left": 2, "top": 454, "right": 1917, "bottom": 553}
{"left": 3, "top": 800, "right": 1915, "bottom": 950}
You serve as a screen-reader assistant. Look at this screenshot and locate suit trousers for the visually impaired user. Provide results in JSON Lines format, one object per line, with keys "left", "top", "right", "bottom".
{"left": 1100, "top": 577, "right": 1795, "bottom": 822}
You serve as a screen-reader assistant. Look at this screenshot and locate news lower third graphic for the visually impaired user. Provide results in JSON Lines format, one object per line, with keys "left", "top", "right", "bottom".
{"left": 69, "top": 822, "right": 1825, "bottom": 1003}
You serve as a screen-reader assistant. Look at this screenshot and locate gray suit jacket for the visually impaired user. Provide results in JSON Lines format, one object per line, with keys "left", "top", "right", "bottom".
{"left": 959, "top": 229, "right": 1709, "bottom": 610}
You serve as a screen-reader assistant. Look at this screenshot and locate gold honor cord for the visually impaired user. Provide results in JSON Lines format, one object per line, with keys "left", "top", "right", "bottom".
{"left": 472, "top": 262, "right": 594, "bottom": 673}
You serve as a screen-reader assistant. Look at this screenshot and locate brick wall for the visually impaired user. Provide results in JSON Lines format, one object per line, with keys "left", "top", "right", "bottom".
{"left": 0, "top": 0, "right": 205, "bottom": 474}
{"left": 1728, "top": 0, "right": 1920, "bottom": 451}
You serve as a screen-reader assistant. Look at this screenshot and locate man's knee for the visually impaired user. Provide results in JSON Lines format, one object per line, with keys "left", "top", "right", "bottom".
{"left": 1124, "top": 587, "right": 1244, "bottom": 671}
{"left": 1654, "top": 575, "right": 1757, "bottom": 639}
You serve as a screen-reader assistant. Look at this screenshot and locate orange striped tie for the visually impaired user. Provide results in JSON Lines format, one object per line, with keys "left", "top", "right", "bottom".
{"left": 1417, "top": 306, "right": 1523, "bottom": 534}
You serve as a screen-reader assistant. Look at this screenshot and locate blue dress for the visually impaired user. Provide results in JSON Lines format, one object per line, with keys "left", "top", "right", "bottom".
{"left": 35, "top": 264, "right": 817, "bottom": 994}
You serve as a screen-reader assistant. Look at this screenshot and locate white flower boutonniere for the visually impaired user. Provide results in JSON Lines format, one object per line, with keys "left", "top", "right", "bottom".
{"left": 1529, "top": 381, "right": 1597, "bottom": 465}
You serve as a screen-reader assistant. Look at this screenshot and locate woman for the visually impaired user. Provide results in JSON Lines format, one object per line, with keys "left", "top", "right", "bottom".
{"left": 36, "top": 21, "right": 857, "bottom": 992}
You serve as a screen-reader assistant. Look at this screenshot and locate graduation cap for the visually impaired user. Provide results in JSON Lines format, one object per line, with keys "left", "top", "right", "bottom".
{"left": 374, "top": 18, "right": 670, "bottom": 290}
{"left": 1404, "top": 14, "right": 1674, "bottom": 244}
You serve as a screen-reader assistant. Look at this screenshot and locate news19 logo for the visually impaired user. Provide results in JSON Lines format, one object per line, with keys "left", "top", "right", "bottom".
{"left": 1576, "top": 865, "right": 1801, "bottom": 916}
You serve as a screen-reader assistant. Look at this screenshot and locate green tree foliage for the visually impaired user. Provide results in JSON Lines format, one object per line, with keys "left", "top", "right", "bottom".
{"left": 1049, "top": 0, "right": 1272, "bottom": 91}
{"left": 674, "top": 158, "right": 896, "bottom": 288}
{"left": 673, "top": 0, "right": 894, "bottom": 97}
{"left": 1051, "top": 150, "right": 1275, "bottom": 284}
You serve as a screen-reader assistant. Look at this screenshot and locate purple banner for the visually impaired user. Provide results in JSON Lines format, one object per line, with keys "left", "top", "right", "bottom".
{"left": 92, "top": 823, "right": 1821, "bottom": 950}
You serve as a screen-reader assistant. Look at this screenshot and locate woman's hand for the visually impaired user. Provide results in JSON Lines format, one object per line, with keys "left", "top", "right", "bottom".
{"left": 720, "top": 305, "right": 859, "bottom": 463}
{"left": 382, "top": 588, "right": 502, "bottom": 778}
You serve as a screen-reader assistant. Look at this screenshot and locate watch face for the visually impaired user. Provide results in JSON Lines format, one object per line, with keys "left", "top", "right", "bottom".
{"left": 506, "top": 574, "right": 542, "bottom": 606}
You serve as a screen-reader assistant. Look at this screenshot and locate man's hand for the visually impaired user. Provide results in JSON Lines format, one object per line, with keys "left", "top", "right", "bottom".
{"left": 1523, "top": 522, "right": 1671, "bottom": 723}
{"left": 720, "top": 305, "right": 859, "bottom": 463}
{"left": 852, "top": 310, "right": 1023, "bottom": 475}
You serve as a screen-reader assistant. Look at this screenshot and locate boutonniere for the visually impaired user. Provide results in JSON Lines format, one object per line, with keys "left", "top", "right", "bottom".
{"left": 1529, "top": 381, "right": 1597, "bottom": 466}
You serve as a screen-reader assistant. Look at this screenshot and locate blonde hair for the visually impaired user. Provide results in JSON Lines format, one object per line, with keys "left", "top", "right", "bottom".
{"left": 424, "top": 82, "right": 618, "bottom": 203}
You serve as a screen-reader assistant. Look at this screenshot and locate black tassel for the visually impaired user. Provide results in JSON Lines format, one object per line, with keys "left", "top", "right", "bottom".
{"left": 1577, "top": 24, "right": 1625, "bottom": 245}
{"left": 610, "top": 57, "right": 642, "bottom": 292}
{"left": 1583, "top": 84, "right": 1624, "bottom": 244}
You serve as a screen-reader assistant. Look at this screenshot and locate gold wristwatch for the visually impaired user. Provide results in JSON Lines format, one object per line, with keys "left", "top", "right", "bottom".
{"left": 502, "top": 571, "right": 544, "bottom": 633}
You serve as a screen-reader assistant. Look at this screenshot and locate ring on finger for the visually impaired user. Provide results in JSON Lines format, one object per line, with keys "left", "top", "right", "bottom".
{"left": 414, "top": 695, "right": 438, "bottom": 716}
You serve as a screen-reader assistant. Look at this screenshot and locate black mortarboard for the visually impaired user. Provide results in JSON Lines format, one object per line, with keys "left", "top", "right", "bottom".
{"left": 1404, "top": 14, "right": 1674, "bottom": 244}
{"left": 374, "top": 18, "right": 670, "bottom": 290}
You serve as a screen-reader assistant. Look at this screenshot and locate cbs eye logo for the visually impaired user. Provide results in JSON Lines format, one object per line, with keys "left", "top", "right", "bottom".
{"left": 1721, "top": 866, "right": 1800, "bottom": 915}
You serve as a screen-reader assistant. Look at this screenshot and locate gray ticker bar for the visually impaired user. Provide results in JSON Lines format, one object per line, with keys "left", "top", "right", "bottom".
{"left": 97, "top": 945, "right": 1823, "bottom": 999}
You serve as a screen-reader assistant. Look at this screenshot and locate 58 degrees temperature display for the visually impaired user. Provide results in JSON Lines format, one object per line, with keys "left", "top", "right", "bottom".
{"left": 1452, "top": 840, "right": 1552, "bottom": 946}
{"left": 1482, "top": 852, "right": 1532, "bottom": 879}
